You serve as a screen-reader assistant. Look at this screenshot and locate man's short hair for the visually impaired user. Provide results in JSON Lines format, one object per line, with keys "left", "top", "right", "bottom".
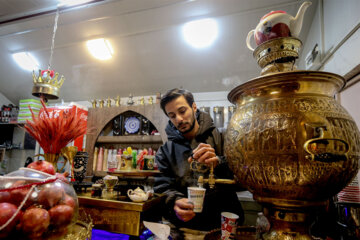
{"left": 160, "top": 88, "right": 194, "bottom": 115}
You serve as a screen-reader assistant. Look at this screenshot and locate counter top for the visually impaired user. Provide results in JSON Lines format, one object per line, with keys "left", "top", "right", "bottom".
{"left": 78, "top": 193, "right": 166, "bottom": 236}
{"left": 78, "top": 192, "right": 165, "bottom": 212}
{"left": 237, "top": 191, "right": 255, "bottom": 202}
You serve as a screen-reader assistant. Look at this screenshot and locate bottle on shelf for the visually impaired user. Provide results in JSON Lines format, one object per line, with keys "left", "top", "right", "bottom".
{"left": 132, "top": 151, "right": 137, "bottom": 169}
{"left": 103, "top": 148, "right": 109, "bottom": 171}
{"left": 96, "top": 147, "right": 104, "bottom": 171}
{"left": 93, "top": 147, "right": 99, "bottom": 171}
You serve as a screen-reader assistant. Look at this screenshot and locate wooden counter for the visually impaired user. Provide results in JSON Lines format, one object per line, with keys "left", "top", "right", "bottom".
{"left": 78, "top": 193, "right": 165, "bottom": 236}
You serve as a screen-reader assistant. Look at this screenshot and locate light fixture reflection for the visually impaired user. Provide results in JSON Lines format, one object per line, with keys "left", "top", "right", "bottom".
{"left": 86, "top": 38, "right": 114, "bottom": 60}
{"left": 58, "top": 0, "right": 92, "bottom": 7}
{"left": 182, "top": 18, "right": 218, "bottom": 48}
{"left": 12, "top": 52, "right": 39, "bottom": 71}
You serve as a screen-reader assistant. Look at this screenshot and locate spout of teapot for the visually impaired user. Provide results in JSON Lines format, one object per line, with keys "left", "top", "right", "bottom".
{"left": 291, "top": 1, "right": 312, "bottom": 37}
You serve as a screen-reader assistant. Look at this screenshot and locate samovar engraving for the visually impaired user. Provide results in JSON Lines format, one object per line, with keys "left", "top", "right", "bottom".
{"left": 225, "top": 71, "right": 360, "bottom": 239}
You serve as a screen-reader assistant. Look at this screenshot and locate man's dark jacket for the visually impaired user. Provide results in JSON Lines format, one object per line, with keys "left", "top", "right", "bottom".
{"left": 154, "top": 110, "right": 244, "bottom": 231}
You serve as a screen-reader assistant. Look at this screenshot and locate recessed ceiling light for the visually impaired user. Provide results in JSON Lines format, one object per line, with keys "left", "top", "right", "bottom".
{"left": 86, "top": 38, "right": 114, "bottom": 61}
{"left": 12, "top": 52, "right": 39, "bottom": 71}
{"left": 57, "top": 0, "right": 92, "bottom": 7}
{"left": 182, "top": 18, "right": 218, "bottom": 49}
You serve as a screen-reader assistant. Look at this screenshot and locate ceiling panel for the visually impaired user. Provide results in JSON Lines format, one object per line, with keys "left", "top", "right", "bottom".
{"left": 0, "top": 0, "right": 318, "bottom": 104}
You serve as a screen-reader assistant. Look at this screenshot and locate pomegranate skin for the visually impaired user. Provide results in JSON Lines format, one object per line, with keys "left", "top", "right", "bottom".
{"left": 0, "top": 202, "right": 22, "bottom": 238}
{"left": 49, "top": 205, "right": 74, "bottom": 227}
{"left": 21, "top": 208, "right": 50, "bottom": 239}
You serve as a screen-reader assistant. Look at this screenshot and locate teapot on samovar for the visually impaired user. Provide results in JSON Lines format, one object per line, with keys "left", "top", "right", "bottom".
{"left": 246, "top": 1, "right": 312, "bottom": 51}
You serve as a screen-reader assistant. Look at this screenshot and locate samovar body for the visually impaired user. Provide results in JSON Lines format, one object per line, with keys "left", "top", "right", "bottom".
{"left": 225, "top": 71, "right": 360, "bottom": 239}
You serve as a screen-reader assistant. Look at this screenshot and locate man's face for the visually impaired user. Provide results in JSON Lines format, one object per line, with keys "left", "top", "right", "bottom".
{"left": 165, "top": 95, "right": 197, "bottom": 134}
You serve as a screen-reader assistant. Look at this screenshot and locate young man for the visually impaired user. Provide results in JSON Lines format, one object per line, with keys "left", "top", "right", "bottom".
{"left": 154, "top": 88, "right": 244, "bottom": 232}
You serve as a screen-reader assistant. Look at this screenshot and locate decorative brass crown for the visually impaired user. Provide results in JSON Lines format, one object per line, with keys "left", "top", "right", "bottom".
{"left": 32, "top": 69, "right": 65, "bottom": 100}
{"left": 253, "top": 37, "right": 302, "bottom": 75}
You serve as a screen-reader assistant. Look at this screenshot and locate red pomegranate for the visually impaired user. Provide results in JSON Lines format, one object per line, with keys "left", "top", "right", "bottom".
{"left": 49, "top": 205, "right": 74, "bottom": 227}
{"left": 0, "top": 202, "right": 22, "bottom": 238}
{"left": 38, "top": 184, "right": 65, "bottom": 209}
{"left": 60, "top": 194, "right": 76, "bottom": 209}
{"left": 27, "top": 160, "right": 55, "bottom": 175}
{"left": 21, "top": 208, "right": 50, "bottom": 239}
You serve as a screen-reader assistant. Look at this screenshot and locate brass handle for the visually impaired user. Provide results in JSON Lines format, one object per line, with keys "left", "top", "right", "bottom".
{"left": 303, "top": 127, "right": 349, "bottom": 162}
{"left": 190, "top": 160, "right": 209, "bottom": 173}
{"left": 215, "top": 179, "right": 236, "bottom": 185}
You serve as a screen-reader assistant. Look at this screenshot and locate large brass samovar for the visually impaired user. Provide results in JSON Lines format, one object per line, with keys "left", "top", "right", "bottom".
{"left": 224, "top": 2, "right": 360, "bottom": 239}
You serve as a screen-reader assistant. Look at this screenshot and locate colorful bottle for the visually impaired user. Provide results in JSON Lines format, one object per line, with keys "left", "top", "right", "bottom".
{"left": 96, "top": 147, "right": 104, "bottom": 171}
{"left": 132, "top": 151, "right": 137, "bottom": 169}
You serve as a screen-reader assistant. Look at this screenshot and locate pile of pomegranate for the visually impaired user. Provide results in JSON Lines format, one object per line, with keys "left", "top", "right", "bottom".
{"left": 0, "top": 161, "right": 78, "bottom": 239}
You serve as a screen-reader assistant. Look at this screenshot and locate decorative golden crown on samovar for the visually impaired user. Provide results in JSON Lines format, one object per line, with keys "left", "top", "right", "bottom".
{"left": 32, "top": 69, "right": 65, "bottom": 100}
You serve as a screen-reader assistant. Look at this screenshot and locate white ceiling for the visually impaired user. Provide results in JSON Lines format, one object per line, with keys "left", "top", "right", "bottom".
{"left": 0, "top": 0, "right": 318, "bottom": 104}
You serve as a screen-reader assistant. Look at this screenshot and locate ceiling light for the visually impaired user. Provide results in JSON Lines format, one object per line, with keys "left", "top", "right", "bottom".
{"left": 86, "top": 38, "right": 114, "bottom": 60}
{"left": 182, "top": 18, "right": 218, "bottom": 49}
{"left": 12, "top": 52, "right": 39, "bottom": 71}
{"left": 58, "top": 0, "right": 92, "bottom": 7}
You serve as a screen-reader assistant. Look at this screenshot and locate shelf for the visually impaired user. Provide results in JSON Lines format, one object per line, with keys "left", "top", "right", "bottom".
{"left": 108, "top": 170, "right": 160, "bottom": 177}
{"left": 93, "top": 171, "right": 108, "bottom": 177}
{"left": 97, "top": 135, "right": 162, "bottom": 144}
{"left": 0, "top": 122, "right": 24, "bottom": 125}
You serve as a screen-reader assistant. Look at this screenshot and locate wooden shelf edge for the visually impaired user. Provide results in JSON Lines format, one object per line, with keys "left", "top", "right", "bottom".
{"left": 93, "top": 170, "right": 108, "bottom": 177}
{"left": 0, "top": 122, "right": 24, "bottom": 125}
{"left": 78, "top": 193, "right": 165, "bottom": 212}
{"left": 97, "top": 135, "right": 162, "bottom": 143}
{"left": 108, "top": 170, "right": 160, "bottom": 177}
{"left": 94, "top": 170, "right": 160, "bottom": 177}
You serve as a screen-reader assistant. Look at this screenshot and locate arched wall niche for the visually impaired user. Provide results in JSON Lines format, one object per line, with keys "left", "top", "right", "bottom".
{"left": 85, "top": 104, "right": 168, "bottom": 175}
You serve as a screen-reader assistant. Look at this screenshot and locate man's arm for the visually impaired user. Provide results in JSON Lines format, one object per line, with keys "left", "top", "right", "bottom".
{"left": 154, "top": 145, "right": 184, "bottom": 199}
{"left": 154, "top": 144, "right": 196, "bottom": 222}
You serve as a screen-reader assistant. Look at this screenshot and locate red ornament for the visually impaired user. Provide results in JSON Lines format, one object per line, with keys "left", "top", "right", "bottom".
{"left": 41, "top": 70, "right": 55, "bottom": 78}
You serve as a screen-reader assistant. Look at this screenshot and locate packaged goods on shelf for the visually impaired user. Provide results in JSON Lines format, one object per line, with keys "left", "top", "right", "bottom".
{"left": 1, "top": 104, "right": 19, "bottom": 123}
{"left": 19, "top": 103, "right": 42, "bottom": 109}
{"left": 19, "top": 98, "right": 41, "bottom": 104}
{"left": 107, "top": 149, "right": 117, "bottom": 171}
{"left": 19, "top": 108, "right": 40, "bottom": 114}
{"left": 17, "top": 98, "right": 43, "bottom": 123}
{"left": 19, "top": 99, "right": 43, "bottom": 109}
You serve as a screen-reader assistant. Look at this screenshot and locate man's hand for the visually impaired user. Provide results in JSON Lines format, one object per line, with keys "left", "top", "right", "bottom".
{"left": 174, "top": 198, "right": 195, "bottom": 222}
{"left": 187, "top": 143, "right": 219, "bottom": 168}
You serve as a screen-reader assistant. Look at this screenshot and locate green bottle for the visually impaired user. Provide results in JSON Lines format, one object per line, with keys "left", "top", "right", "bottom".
{"left": 132, "top": 151, "right": 137, "bottom": 169}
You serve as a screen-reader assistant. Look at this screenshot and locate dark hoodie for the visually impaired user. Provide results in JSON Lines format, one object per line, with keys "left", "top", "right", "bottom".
{"left": 154, "top": 110, "right": 243, "bottom": 231}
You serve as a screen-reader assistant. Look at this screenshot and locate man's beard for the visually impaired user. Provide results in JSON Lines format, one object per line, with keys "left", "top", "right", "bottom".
{"left": 178, "top": 111, "right": 196, "bottom": 134}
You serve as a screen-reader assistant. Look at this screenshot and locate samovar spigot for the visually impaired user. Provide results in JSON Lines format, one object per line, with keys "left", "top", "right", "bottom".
{"left": 191, "top": 161, "right": 236, "bottom": 189}
{"left": 197, "top": 165, "right": 216, "bottom": 189}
